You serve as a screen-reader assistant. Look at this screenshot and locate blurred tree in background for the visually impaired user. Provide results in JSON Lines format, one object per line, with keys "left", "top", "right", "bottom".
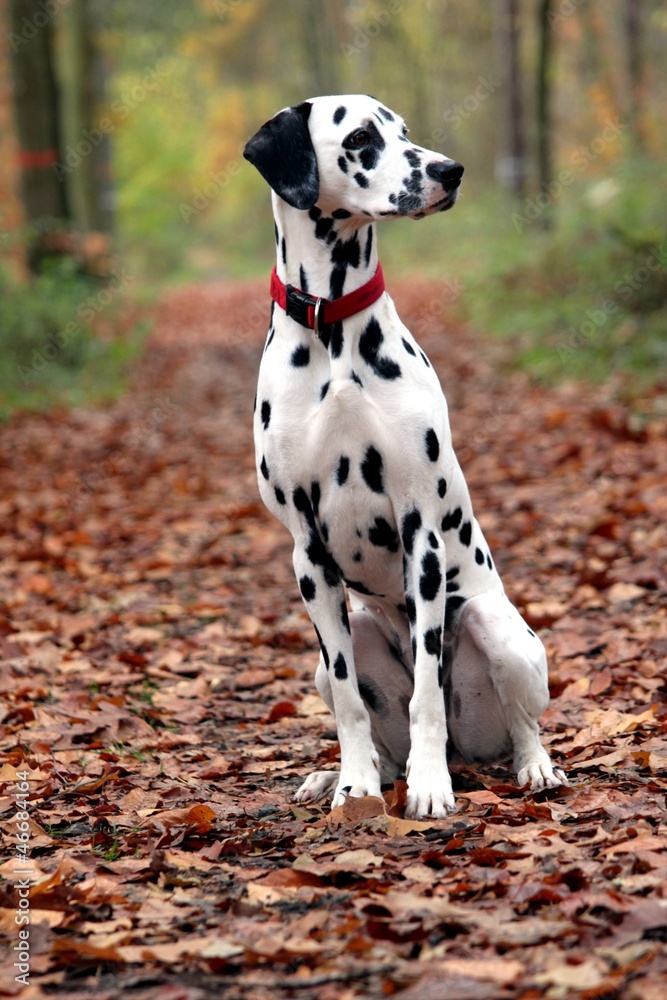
{"left": 1, "top": 0, "right": 665, "bottom": 390}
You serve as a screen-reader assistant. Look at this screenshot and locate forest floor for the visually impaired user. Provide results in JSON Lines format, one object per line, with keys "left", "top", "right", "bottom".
{"left": 1, "top": 278, "right": 666, "bottom": 1000}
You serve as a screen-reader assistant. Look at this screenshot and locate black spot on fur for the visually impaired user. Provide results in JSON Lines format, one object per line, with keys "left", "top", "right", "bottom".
{"left": 446, "top": 579, "right": 460, "bottom": 593}
{"left": 291, "top": 344, "right": 310, "bottom": 367}
{"left": 420, "top": 350, "right": 430, "bottom": 368}
{"left": 359, "top": 317, "right": 402, "bottom": 380}
{"left": 299, "top": 264, "right": 309, "bottom": 291}
{"left": 338, "top": 156, "right": 348, "bottom": 174}
{"left": 361, "top": 445, "right": 384, "bottom": 493}
{"left": 364, "top": 227, "right": 373, "bottom": 267}
{"left": 299, "top": 575, "right": 316, "bottom": 601}
{"left": 344, "top": 578, "right": 382, "bottom": 597}
{"left": 425, "top": 428, "right": 440, "bottom": 462}
{"left": 487, "top": 554, "right": 493, "bottom": 571}
{"left": 475, "top": 547, "right": 485, "bottom": 565}
{"left": 332, "top": 208, "right": 352, "bottom": 219}
{"left": 321, "top": 522, "right": 328, "bottom": 543}
{"left": 459, "top": 521, "right": 472, "bottom": 547}
{"left": 330, "top": 234, "right": 361, "bottom": 302}
{"left": 354, "top": 172, "right": 369, "bottom": 188}
{"left": 446, "top": 566, "right": 460, "bottom": 580}
{"left": 446, "top": 594, "right": 466, "bottom": 631}
{"left": 424, "top": 625, "right": 442, "bottom": 657}
{"left": 340, "top": 600, "right": 350, "bottom": 632}
{"left": 332, "top": 233, "right": 360, "bottom": 271}
{"left": 293, "top": 486, "right": 310, "bottom": 516}
{"left": 260, "top": 456, "right": 269, "bottom": 480}
{"left": 281, "top": 237, "right": 286, "bottom": 265}
{"left": 337, "top": 456, "right": 349, "bottom": 485}
{"left": 313, "top": 625, "right": 329, "bottom": 668}
{"left": 333, "top": 105, "right": 347, "bottom": 125}
{"left": 261, "top": 400, "right": 271, "bottom": 429}
{"left": 396, "top": 190, "right": 422, "bottom": 214}
{"left": 527, "top": 627, "right": 537, "bottom": 638}
{"left": 310, "top": 480, "right": 321, "bottom": 517}
{"left": 369, "top": 516, "right": 399, "bottom": 552}
{"left": 428, "top": 531, "right": 439, "bottom": 549}
{"left": 352, "top": 551, "right": 362, "bottom": 563}
{"left": 274, "top": 487, "right": 286, "bottom": 505}
{"left": 387, "top": 640, "right": 408, "bottom": 669}
{"left": 307, "top": 533, "right": 341, "bottom": 588}
{"left": 402, "top": 337, "right": 416, "bottom": 356}
{"left": 264, "top": 323, "right": 275, "bottom": 352}
{"left": 320, "top": 381, "right": 330, "bottom": 401}
{"left": 334, "top": 652, "right": 348, "bottom": 680}
{"left": 401, "top": 508, "right": 422, "bottom": 556}
{"left": 405, "top": 594, "right": 416, "bottom": 624}
{"left": 419, "top": 550, "right": 442, "bottom": 601}
{"left": 377, "top": 106, "right": 394, "bottom": 121}
{"left": 438, "top": 478, "right": 447, "bottom": 498}
{"left": 358, "top": 678, "right": 387, "bottom": 715}
{"left": 441, "top": 507, "right": 462, "bottom": 532}
{"left": 329, "top": 322, "right": 344, "bottom": 358}
{"left": 315, "top": 216, "right": 334, "bottom": 241}
{"left": 351, "top": 371, "right": 363, "bottom": 387}
{"left": 404, "top": 148, "right": 421, "bottom": 168}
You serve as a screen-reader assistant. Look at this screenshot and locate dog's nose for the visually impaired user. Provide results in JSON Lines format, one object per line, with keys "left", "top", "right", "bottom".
{"left": 426, "top": 160, "right": 464, "bottom": 188}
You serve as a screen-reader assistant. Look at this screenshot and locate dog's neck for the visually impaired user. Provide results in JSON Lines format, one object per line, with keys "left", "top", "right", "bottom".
{"left": 272, "top": 194, "right": 379, "bottom": 301}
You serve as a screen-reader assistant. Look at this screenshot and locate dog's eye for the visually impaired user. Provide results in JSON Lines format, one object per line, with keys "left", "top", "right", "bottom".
{"left": 402, "top": 125, "right": 409, "bottom": 137}
{"left": 350, "top": 129, "right": 369, "bottom": 147}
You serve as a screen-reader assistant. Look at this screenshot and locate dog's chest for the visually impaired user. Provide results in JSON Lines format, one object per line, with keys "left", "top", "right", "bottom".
{"left": 254, "top": 316, "right": 444, "bottom": 595}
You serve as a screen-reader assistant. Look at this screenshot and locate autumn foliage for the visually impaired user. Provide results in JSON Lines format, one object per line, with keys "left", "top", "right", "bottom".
{"left": 1, "top": 280, "right": 666, "bottom": 999}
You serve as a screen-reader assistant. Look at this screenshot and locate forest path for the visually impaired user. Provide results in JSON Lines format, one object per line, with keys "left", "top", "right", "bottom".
{"left": 1, "top": 278, "right": 666, "bottom": 999}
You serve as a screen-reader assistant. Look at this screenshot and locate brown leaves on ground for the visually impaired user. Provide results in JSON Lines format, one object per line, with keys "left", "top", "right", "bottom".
{"left": 1, "top": 277, "right": 666, "bottom": 999}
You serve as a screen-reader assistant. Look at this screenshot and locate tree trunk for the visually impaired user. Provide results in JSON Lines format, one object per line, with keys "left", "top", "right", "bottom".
{"left": 536, "top": 0, "right": 554, "bottom": 225}
{"left": 8, "top": 0, "right": 70, "bottom": 261}
{"left": 624, "top": 0, "right": 644, "bottom": 150}
{"left": 58, "top": 0, "right": 113, "bottom": 233}
{"left": 495, "top": 0, "right": 527, "bottom": 197}
{"left": 296, "top": 0, "right": 343, "bottom": 96}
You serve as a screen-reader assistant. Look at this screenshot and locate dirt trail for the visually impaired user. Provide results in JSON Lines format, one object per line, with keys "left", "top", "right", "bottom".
{"left": 1, "top": 279, "right": 666, "bottom": 999}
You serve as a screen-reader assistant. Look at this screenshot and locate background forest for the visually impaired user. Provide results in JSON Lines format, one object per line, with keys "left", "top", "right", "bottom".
{"left": 0, "top": 0, "right": 666, "bottom": 412}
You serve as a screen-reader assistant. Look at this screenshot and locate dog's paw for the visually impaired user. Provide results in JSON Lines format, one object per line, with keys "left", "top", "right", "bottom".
{"left": 331, "top": 771, "right": 383, "bottom": 809}
{"left": 330, "top": 750, "right": 382, "bottom": 808}
{"left": 518, "top": 760, "right": 568, "bottom": 791}
{"left": 405, "top": 759, "right": 456, "bottom": 820}
{"left": 294, "top": 770, "right": 339, "bottom": 803}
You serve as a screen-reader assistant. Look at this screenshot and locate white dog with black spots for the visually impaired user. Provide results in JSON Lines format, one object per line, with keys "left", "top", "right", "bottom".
{"left": 244, "top": 95, "right": 567, "bottom": 819}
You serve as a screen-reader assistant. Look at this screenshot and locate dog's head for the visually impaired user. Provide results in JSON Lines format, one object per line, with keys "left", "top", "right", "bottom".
{"left": 244, "top": 95, "right": 463, "bottom": 220}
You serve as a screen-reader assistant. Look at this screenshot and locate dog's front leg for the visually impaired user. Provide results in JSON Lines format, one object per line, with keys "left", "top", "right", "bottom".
{"left": 292, "top": 544, "right": 382, "bottom": 807}
{"left": 401, "top": 512, "right": 455, "bottom": 819}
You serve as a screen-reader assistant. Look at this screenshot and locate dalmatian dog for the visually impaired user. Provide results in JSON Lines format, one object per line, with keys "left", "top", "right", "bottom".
{"left": 244, "top": 95, "right": 567, "bottom": 819}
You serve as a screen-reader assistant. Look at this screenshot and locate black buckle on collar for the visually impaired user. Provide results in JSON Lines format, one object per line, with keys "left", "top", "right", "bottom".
{"left": 285, "top": 285, "right": 316, "bottom": 329}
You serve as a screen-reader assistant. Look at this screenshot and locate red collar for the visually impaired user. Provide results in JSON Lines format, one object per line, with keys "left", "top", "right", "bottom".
{"left": 270, "top": 263, "right": 385, "bottom": 334}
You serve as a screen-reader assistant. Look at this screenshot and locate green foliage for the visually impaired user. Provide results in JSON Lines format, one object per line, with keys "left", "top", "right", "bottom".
{"left": 375, "top": 158, "right": 665, "bottom": 386}
{"left": 0, "top": 260, "right": 145, "bottom": 419}
{"left": 444, "top": 158, "right": 667, "bottom": 384}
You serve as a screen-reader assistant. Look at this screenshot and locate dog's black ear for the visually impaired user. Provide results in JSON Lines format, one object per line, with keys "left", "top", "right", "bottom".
{"left": 243, "top": 102, "right": 319, "bottom": 210}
